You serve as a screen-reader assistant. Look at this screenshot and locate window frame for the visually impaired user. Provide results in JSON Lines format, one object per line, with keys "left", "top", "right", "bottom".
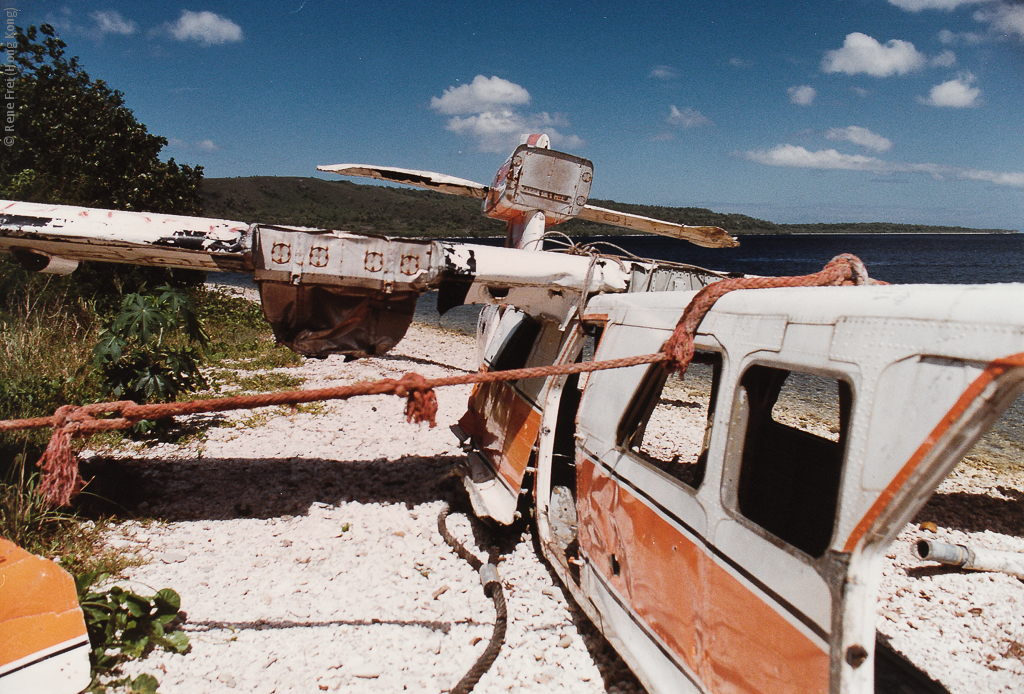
{"left": 726, "top": 362, "right": 854, "bottom": 559}
{"left": 615, "top": 349, "right": 724, "bottom": 492}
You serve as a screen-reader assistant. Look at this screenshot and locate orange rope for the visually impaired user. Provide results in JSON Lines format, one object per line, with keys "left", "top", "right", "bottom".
{"left": 0, "top": 254, "right": 879, "bottom": 506}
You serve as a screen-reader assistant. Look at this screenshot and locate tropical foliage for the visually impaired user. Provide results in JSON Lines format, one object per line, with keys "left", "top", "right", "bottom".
{"left": 0, "top": 24, "right": 203, "bottom": 213}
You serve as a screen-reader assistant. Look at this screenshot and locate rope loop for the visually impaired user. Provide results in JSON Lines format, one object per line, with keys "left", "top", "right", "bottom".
{"left": 662, "top": 253, "right": 879, "bottom": 375}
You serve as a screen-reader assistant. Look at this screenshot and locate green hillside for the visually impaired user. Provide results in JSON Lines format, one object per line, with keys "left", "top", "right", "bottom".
{"left": 199, "top": 177, "right": 1015, "bottom": 237}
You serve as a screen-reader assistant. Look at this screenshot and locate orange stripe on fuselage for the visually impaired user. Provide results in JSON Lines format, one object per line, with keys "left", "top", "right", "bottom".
{"left": 844, "top": 352, "right": 1024, "bottom": 553}
{"left": 577, "top": 456, "right": 829, "bottom": 694}
{"left": 460, "top": 381, "right": 542, "bottom": 493}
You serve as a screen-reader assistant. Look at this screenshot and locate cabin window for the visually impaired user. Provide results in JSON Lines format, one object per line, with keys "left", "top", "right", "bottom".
{"left": 490, "top": 314, "right": 541, "bottom": 372}
{"left": 734, "top": 366, "right": 851, "bottom": 558}
{"left": 616, "top": 351, "right": 722, "bottom": 490}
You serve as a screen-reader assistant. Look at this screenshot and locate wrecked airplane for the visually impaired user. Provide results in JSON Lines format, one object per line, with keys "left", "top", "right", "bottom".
{"left": 2, "top": 135, "right": 1022, "bottom": 694}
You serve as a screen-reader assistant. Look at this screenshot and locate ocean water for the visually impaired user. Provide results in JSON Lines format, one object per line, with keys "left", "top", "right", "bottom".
{"left": 597, "top": 233, "right": 1024, "bottom": 286}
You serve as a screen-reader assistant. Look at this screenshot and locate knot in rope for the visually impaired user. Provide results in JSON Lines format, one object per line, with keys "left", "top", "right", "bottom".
{"left": 394, "top": 372, "right": 438, "bottom": 427}
{"left": 823, "top": 253, "right": 877, "bottom": 286}
{"left": 38, "top": 405, "right": 86, "bottom": 507}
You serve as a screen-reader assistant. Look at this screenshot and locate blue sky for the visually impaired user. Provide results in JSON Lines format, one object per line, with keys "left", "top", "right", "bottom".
{"left": 11, "top": 1, "right": 1024, "bottom": 230}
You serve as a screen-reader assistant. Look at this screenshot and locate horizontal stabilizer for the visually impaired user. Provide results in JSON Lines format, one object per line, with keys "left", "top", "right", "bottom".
{"left": 578, "top": 205, "right": 738, "bottom": 248}
{"left": 318, "top": 164, "right": 489, "bottom": 199}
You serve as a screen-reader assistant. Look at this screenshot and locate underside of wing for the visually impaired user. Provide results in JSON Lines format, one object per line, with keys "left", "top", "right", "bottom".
{"left": 578, "top": 204, "right": 739, "bottom": 248}
{"left": 318, "top": 164, "right": 489, "bottom": 199}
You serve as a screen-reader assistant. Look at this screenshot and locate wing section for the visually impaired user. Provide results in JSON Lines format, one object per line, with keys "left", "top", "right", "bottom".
{"left": 318, "top": 164, "right": 489, "bottom": 199}
{"left": 578, "top": 204, "right": 739, "bottom": 248}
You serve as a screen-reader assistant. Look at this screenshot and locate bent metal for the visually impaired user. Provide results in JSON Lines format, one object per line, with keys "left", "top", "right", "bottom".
{"left": 2, "top": 136, "right": 1022, "bottom": 694}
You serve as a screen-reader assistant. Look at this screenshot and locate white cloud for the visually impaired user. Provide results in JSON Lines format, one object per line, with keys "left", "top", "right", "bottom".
{"left": 432, "top": 77, "right": 582, "bottom": 152}
{"left": 851, "top": 86, "right": 870, "bottom": 97}
{"left": 825, "top": 126, "right": 893, "bottom": 152}
{"left": 44, "top": 8, "right": 137, "bottom": 39}
{"left": 961, "top": 168, "right": 1024, "bottom": 187}
{"left": 666, "top": 105, "right": 712, "bottom": 128}
{"left": 91, "top": 11, "right": 136, "bottom": 36}
{"left": 788, "top": 85, "right": 817, "bottom": 106}
{"left": 918, "top": 72, "right": 982, "bottom": 107}
{"left": 887, "top": 0, "right": 988, "bottom": 10}
{"left": 169, "top": 138, "right": 221, "bottom": 152}
{"left": 649, "top": 65, "right": 677, "bottom": 80}
{"left": 975, "top": 4, "right": 1024, "bottom": 42}
{"left": 729, "top": 57, "right": 753, "bottom": 68}
{"left": 745, "top": 145, "right": 883, "bottom": 171}
{"left": 931, "top": 49, "right": 957, "bottom": 67}
{"left": 166, "top": 10, "right": 243, "bottom": 46}
{"left": 821, "top": 32, "right": 927, "bottom": 77}
{"left": 938, "top": 28, "right": 986, "bottom": 44}
{"left": 430, "top": 76, "right": 531, "bottom": 115}
{"left": 742, "top": 144, "right": 1024, "bottom": 188}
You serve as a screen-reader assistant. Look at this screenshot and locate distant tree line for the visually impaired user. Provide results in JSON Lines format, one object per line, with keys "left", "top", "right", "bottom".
{"left": 200, "top": 177, "right": 1016, "bottom": 237}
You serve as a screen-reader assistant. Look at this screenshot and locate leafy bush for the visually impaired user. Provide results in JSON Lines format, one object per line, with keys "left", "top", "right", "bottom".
{"left": 92, "top": 286, "right": 208, "bottom": 402}
{"left": 1, "top": 24, "right": 203, "bottom": 214}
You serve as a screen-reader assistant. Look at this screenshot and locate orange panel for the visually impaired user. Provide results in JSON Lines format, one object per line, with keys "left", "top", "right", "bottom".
{"left": 0, "top": 539, "right": 89, "bottom": 669}
{"left": 459, "top": 381, "right": 542, "bottom": 493}
{"left": 577, "top": 457, "right": 830, "bottom": 694}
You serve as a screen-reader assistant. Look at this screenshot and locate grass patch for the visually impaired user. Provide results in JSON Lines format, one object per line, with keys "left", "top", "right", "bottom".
{"left": 0, "top": 453, "right": 141, "bottom": 578}
{"left": 234, "top": 371, "right": 305, "bottom": 392}
{"left": 196, "top": 285, "right": 302, "bottom": 370}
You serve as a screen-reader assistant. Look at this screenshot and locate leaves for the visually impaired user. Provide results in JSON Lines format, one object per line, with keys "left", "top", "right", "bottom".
{"left": 92, "top": 285, "right": 208, "bottom": 404}
{"left": 77, "top": 576, "right": 189, "bottom": 692}
{"left": 0, "top": 24, "right": 203, "bottom": 214}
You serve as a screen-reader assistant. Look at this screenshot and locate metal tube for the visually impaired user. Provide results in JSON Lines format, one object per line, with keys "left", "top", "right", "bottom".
{"left": 917, "top": 539, "right": 1024, "bottom": 580}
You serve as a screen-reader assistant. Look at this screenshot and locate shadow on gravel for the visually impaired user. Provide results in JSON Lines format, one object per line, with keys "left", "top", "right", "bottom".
{"left": 79, "top": 455, "right": 650, "bottom": 692}
{"left": 78, "top": 453, "right": 466, "bottom": 521}
{"left": 915, "top": 487, "right": 1024, "bottom": 537}
{"left": 187, "top": 617, "right": 462, "bottom": 634}
{"left": 378, "top": 352, "right": 475, "bottom": 373}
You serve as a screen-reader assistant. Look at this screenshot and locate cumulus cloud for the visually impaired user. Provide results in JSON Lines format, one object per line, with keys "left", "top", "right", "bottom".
{"left": 745, "top": 145, "right": 882, "bottom": 171}
{"left": 892, "top": 0, "right": 1024, "bottom": 44}
{"left": 788, "top": 85, "right": 817, "bottom": 106}
{"left": 742, "top": 144, "right": 1024, "bottom": 188}
{"left": 649, "top": 65, "right": 677, "bottom": 80}
{"left": 430, "top": 76, "right": 531, "bottom": 115}
{"left": 666, "top": 105, "right": 712, "bottom": 128}
{"left": 821, "top": 32, "right": 927, "bottom": 76}
{"left": 432, "top": 76, "right": 582, "bottom": 152}
{"left": 825, "top": 126, "right": 893, "bottom": 152}
{"left": 165, "top": 10, "right": 243, "bottom": 46}
{"left": 932, "top": 49, "right": 958, "bottom": 67}
{"left": 975, "top": 3, "right": 1024, "bottom": 42}
{"left": 918, "top": 72, "right": 982, "bottom": 106}
{"left": 91, "top": 11, "right": 136, "bottom": 36}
